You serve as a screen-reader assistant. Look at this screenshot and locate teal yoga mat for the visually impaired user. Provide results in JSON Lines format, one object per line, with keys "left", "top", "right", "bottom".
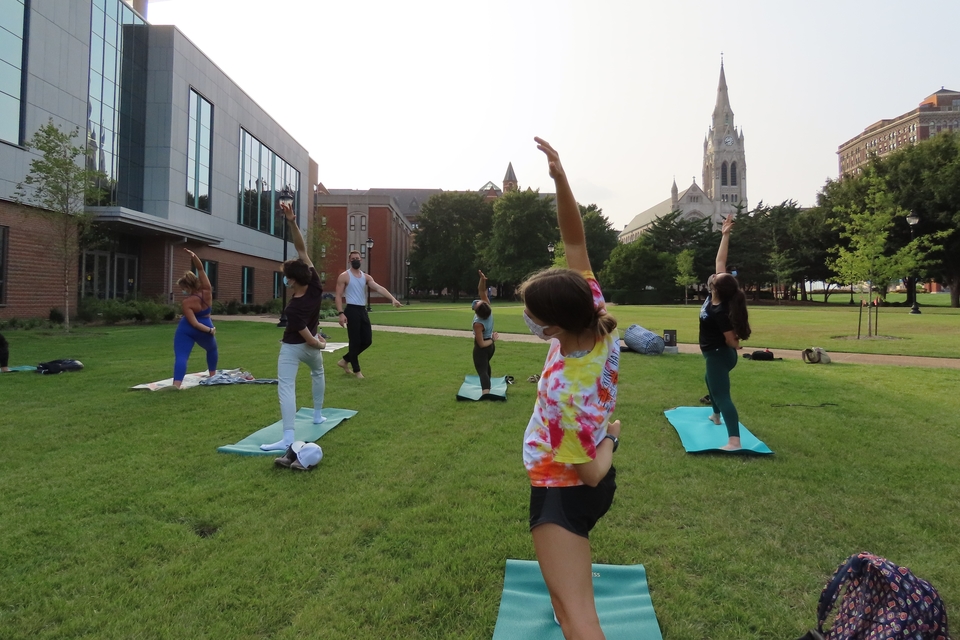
{"left": 2, "top": 365, "right": 37, "bottom": 372}
{"left": 217, "top": 407, "right": 357, "bottom": 456}
{"left": 492, "top": 559, "right": 663, "bottom": 640}
{"left": 664, "top": 406, "right": 773, "bottom": 455}
{"left": 456, "top": 375, "right": 508, "bottom": 401}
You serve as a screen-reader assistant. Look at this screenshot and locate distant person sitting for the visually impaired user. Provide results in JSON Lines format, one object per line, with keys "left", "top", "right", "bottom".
{"left": 0, "top": 332, "right": 10, "bottom": 372}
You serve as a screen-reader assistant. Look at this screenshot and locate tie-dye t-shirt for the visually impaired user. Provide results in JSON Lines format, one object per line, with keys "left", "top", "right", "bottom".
{"left": 522, "top": 271, "right": 620, "bottom": 487}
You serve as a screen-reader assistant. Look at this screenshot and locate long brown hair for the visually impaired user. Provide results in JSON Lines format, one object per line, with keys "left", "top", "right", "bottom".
{"left": 713, "top": 273, "right": 751, "bottom": 340}
{"left": 520, "top": 268, "right": 617, "bottom": 338}
{"left": 177, "top": 271, "right": 199, "bottom": 292}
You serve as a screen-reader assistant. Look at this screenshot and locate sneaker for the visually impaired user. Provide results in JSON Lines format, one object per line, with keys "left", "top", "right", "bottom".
{"left": 290, "top": 460, "right": 316, "bottom": 471}
{"left": 699, "top": 394, "right": 711, "bottom": 405}
{"left": 274, "top": 445, "right": 297, "bottom": 468}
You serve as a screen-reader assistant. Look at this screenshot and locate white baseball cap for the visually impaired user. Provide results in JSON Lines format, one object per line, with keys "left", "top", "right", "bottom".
{"left": 291, "top": 441, "right": 323, "bottom": 469}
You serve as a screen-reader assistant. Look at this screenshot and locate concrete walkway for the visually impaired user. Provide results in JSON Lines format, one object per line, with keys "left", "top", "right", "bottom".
{"left": 211, "top": 315, "right": 960, "bottom": 369}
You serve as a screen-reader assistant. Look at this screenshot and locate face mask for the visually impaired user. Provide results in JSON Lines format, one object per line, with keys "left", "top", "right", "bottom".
{"left": 350, "top": 260, "right": 362, "bottom": 269}
{"left": 181, "top": 289, "right": 190, "bottom": 295}
{"left": 282, "top": 276, "right": 291, "bottom": 287}
{"left": 523, "top": 312, "right": 552, "bottom": 341}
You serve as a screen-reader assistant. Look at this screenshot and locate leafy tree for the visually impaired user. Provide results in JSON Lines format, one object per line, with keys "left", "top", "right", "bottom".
{"left": 674, "top": 249, "right": 697, "bottom": 304}
{"left": 789, "top": 205, "right": 839, "bottom": 300}
{"left": 579, "top": 203, "right": 620, "bottom": 274}
{"left": 410, "top": 192, "right": 493, "bottom": 301}
{"left": 879, "top": 131, "right": 960, "bottom": 306}
{"left": 483, "top": 189, "right": 558, "bottom": 297}
{"left": 550, "top": 240, "right": 568, "bottom": 268}
{"left": 600, "top": 236, "right": 676, "bottom": 294}
{"left": 306, "top": 219, "right": 339, "bottom": 288}
{"left": 15, "top": 120, "right": 106, "bottom": 331}
{"left": 767, "top": 232, "right": 796, "bottom": 302}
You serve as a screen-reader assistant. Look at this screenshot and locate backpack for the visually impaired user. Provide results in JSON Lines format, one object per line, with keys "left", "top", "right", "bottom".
{"left": 745, "top": 349, "right": 776, "bottom": 361}
{"left": 623, "top": 324, "right": 665, "bottom": 355}
{"left": 799, "top": 552, "right": 949, "bottom": 640}
{"left": 37, "top": 359, "right": 84, "bottom": 374}
{"left": 802, "top": 347, "right": 832, "bottom": 364}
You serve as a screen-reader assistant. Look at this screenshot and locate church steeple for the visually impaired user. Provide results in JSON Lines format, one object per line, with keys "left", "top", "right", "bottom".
{"left": 702, "top": 58, "right": 747, "bottom": 226}
{"left": 671, "top": 177, "right": 679, "bottom": 210}
{"left": 503, "top": 162, "right": 518, "bottom": 192}
{"left": 712, "top": 59, "right": 734, "bottom": 131}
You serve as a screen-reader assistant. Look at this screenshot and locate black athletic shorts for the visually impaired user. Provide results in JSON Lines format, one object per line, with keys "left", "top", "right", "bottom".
{"left": 529, "top": 466, "right": 617, "bottom": 538}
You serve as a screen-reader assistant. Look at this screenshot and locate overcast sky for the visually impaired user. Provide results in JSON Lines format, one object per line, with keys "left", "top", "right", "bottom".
{"left": 147, "top": 0, "right": 960, "bottom": 231}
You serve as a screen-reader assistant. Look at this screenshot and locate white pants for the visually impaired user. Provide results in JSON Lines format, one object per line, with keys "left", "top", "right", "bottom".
{"left": 278, "top": 342, "right": 325, "bottom": 432}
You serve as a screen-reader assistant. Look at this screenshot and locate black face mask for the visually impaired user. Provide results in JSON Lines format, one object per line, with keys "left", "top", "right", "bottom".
{"left": 351, "top": 260, "right": 362, "bottom": 269}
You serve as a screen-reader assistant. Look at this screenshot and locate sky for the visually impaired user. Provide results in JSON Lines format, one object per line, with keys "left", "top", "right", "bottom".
{"left": 146, "top": 0, "right": 960, "bottom": 232}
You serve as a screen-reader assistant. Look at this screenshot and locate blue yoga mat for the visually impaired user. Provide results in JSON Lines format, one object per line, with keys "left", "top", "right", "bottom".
{"left": 1, "top": 365, "right": 36, "bottom": 373}
{"left": 664, "top": 406, "right": 773, "bottom": 454}
{"left": 492, "top": 559, "right": 663, "bottom": 639}
{"left": 456, "top": 375, "right": 508, "bottom": 401}
{"left": 217, "top": 407, "right": 357, "bottom": 456}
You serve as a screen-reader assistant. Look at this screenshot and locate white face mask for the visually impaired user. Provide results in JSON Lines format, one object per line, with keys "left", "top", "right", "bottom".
{"left": 282, "top": 276, "right": 291, "bottom": 287}
{"left": 523, "top": 311, "right": 552, "bottom": 341}
{"left": 181, "top": 289, "right": 190, "bottom": 295}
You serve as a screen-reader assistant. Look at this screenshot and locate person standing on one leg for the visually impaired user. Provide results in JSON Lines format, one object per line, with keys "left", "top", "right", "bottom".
{"left": 699, "top": 215, "right": 751, "bottom": 451}
{"left": 261, "top": 200, "right": 328, "bottom": 453}
{"left": 172, "top": 249, "right": 218, "bottom": 389}
{"left": 472, "top": 270, "right": 499, "bottom": 397}
{"left": 0, "top": 333, "right": 10, "bottom": 372}
{"left": 334, "top": 250, "right": 401, "bottom": 379}
{"left": 523, "top": 138, "right": 621, "bottom": 640}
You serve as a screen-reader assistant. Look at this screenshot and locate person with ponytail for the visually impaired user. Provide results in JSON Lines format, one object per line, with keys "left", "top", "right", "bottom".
{"left": 172, "top": 248, "right": 218, "bottom": 389}
{"left": 470, "top": 269, "right": 499, "bottom": 397}
{"left": 699, "top": 214, "right": 752, "bottom": 450}
{"left": 520, "top": 137, "right": 621, "bottom": 639}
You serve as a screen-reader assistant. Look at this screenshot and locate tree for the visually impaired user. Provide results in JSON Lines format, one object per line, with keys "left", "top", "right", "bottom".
{"left": 767, "top": 232, "right": 796, "bottom": 303}
{"left": 306, "top": 219, "right": 339, "bottom": 287}
{"left": 674, "top": 249, "right": 697, "bottom": 304}
{"left": 579, "top": 203, "right": 620, "bottom": 274}
{"left": 15, "top": 120, "right": 106, "bottom": 330}
{"left": 410, "top": 192, "right": 493, "bottom": 301}
{"left": 600, "top": 236, "right": 677, "bottom": 294}
{"left": 483, "top": 189, "right": 558, "bottom": 297}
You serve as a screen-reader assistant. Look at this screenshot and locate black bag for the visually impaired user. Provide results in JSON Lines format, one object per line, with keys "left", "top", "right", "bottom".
{"left": 37, "top": 359, "right": 84, "bottom": 374}
{"left": 744, "top": 349, "right": 777, "bottom": 361}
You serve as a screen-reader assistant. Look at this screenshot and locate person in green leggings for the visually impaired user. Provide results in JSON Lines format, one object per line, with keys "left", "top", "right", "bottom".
{"left": 699, "top": 215, "right": 751, "bottom": 451}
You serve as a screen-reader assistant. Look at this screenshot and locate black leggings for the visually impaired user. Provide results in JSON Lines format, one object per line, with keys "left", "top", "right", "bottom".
{"left": 0, "top": 333, "right": 8, "bottom": 368}
{"left": 472, "top": 341, "right": 495, "bottom": 390}
{"left": 343, "top": 304, "right": 372, "bottom": 373}
{"left": 703, "top": 346, "right": 740, "bottom": 438}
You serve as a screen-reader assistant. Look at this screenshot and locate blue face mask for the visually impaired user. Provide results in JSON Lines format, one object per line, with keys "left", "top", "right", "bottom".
{"left": 283, "top": 276, "right": 291, "bottom": 287}
{"left": 523, "top": 311, "right": 552, "bottom": 341}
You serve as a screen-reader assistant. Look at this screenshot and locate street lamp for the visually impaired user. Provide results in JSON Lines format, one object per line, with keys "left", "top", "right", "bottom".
{"left": 276, "top": 184, "right": 294, "bottom": 328}
{"left": 365, "top": 236, "right": 374, "bottom": 311}
{"left": 906, "top": 212, "right": 921, "bottom": 315}
{"left": 547, "top": 242, "right": 555, "bottom": 260}
{"left": 405, "top": 257, "right": 411, "bottom": 306}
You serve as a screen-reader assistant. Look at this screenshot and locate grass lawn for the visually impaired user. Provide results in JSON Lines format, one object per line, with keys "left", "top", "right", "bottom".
{"left": 2, "top": 322, "right": 959, "bottom": 639}
{"left": 372, "top": 300, "right": 960, "bottom": 358}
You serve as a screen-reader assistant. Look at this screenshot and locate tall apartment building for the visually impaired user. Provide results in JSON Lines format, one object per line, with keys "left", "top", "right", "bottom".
{"left": 0, "top": 0, "right": 316, "bottom": 319}
{"left": 837, "top": 88, "right": 960, "bottom": 177}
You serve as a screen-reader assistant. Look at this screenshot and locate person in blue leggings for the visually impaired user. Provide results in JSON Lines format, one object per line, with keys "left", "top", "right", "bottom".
{"left": 172, "top": 248, "right": 218, "bottom": 388}
{"left": 699, "top": 215, "right": 751, "bottom": 450}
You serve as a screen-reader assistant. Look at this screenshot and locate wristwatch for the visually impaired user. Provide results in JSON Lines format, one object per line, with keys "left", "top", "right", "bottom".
{"left": 603, "top": 434, "right": 619, "bottom": 453}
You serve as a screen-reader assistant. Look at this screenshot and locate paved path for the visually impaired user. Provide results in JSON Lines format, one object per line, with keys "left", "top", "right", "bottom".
{"left": 211, "top": 315, "right": 960, "bottom": 369}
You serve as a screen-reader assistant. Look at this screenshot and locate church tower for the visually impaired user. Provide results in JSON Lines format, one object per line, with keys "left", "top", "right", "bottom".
{"left": 503, "top": 162, "right": 518, "bottom": 193}
{"left": 702, "top": 60, "right": 747, "bottom": 224}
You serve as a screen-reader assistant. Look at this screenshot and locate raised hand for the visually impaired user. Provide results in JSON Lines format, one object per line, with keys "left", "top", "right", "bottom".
{"left": 721, "top": 214, "right": 735, "bottom": 235}
{"left": 534, "top": 137, "right": 565, "bottom": 181}
{"left": 478, "top": 270, "right": 487, "bottom": 281}
{"left": 279, "top": 201, "right": 296, "bottom": 221}
{"left": 184, "top": 248, "right": 199, "bottom": 261}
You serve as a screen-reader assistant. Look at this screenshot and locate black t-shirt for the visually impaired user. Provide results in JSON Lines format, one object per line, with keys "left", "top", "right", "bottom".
{"left": 698, "top": 295, "right": 733, "bottom": 352}
{"left": 282, "top": 267, "right": 323, "bottom": 344}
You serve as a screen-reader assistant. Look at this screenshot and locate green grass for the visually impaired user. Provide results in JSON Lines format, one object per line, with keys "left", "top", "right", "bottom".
{"left": 2, "top": 323, "right": 960, "bottom": 638}
{"left": 372, "top": 300, "right": 960, "bottom": 358}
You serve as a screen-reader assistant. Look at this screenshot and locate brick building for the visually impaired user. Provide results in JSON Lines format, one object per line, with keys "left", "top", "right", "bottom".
{"left": 0, "top": 0, "right": 316, "bottom": 319}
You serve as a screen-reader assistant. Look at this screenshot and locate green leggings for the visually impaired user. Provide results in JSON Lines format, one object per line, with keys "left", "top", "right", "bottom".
{"left": 703, "top": 347, "right": 740, "bottom": 438}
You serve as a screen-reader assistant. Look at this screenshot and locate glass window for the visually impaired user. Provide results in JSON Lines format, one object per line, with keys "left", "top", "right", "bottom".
{"left": 0, "top": 225, "right": 7, "bottom": 304}
{"left": 274, "top": 271, "right": 283, "bottom": 299}
{"left": 236, "top": 128, "right": 300, "bottom": 238}
{"left": 721, "top": 162, "right": 728, "bottom": 186}
{"left": 242, "top": 266, "right": 254, "bottom": 304}
{"left": 0, "top": 0, "right": 24, "bottom": 145}
{"left": 730, "top": 162, "right": 738, "bottom": 186}
{"left": 186, "top": 89, "right": 213, "bottom": 211}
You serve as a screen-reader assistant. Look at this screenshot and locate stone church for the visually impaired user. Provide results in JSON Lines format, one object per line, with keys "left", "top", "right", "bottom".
{"left": 619, "top": 62, "right": 748, "bottom": 243}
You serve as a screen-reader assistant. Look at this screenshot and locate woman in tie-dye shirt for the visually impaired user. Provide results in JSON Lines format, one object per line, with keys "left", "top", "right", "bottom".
{"left": 520, "top": 137, "right": 621, "bottom": 640}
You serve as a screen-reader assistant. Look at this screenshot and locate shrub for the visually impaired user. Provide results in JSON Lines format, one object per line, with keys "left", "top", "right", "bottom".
{"left": 76, "top": 298, "right": 100, "bottom": 323}
{"left": 262, "top": 298, "right": 283, "bottom": 314}
{"left": 49, "top": 308, "right": 65, "bottom": 324}
{"left": 212, "top": 300, "right": 227, "bottom": 315}
{"left": 99, "top": 299, "right": 134, "bottom": 325}
{"left": 134, "top": 299, "right": 175, "bottom": 324}
{"left": 226, "top": 300, "right": 239, "bottom": 315}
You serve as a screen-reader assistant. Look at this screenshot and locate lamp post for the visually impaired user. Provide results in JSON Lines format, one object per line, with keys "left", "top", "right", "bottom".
{"left": 906, "top": 212, "right": 921, "bottom": 315}
{"left": 547, "top": 242, "right": 555, "bottom": 262}
{"left": 405, "top": 257, "right": 411, "bottom": 306}
{"left": 276, "top": 185, "right": 294, "bottom": 328}
{"left": 365, "top": 236, "right": 374, "bottom": 311}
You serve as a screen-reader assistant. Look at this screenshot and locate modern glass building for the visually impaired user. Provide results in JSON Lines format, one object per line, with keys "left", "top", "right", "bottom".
{"left": 0, "top": 0, "right": 316, "bottom": 318}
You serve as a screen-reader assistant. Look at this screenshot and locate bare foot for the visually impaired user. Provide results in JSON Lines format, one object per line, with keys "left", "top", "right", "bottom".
{"left": 355, "top": 372, "right": 365, "bottom": 379}
{"left": 337, "top": 359, "right": 350, "bottom": 374}
{"left": 709, "top": 413, "right": 722, "bottom": 425}
{"left": 720, "top": 436, "right": 741, "bottom": 451}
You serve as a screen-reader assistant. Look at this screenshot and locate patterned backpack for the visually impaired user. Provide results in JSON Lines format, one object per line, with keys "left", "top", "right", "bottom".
{"left": 800, "top": 552, "right": 949, "bottom": 639}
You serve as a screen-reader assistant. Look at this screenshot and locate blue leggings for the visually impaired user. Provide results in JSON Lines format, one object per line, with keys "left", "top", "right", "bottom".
{"left": 703, "top": 346, "right": 740, "bottom": 438}
{"left": 173, "top": 318, "right": 218, "bottom": 381}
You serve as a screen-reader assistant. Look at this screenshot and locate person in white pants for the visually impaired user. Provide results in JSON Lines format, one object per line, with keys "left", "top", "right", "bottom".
{"left": 261, "top": 200, "right": 327, "bottom": 452}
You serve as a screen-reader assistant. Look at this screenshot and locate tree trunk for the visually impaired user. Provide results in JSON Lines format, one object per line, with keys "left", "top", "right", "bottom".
{"left": 866, "top": 283, "right": 873, "bottom": 337}
{"left": 950, "top": 276, "right": 960, "bottom": 308}
{"left": 64, "top": 266, "right": 71, "bottom": 332}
